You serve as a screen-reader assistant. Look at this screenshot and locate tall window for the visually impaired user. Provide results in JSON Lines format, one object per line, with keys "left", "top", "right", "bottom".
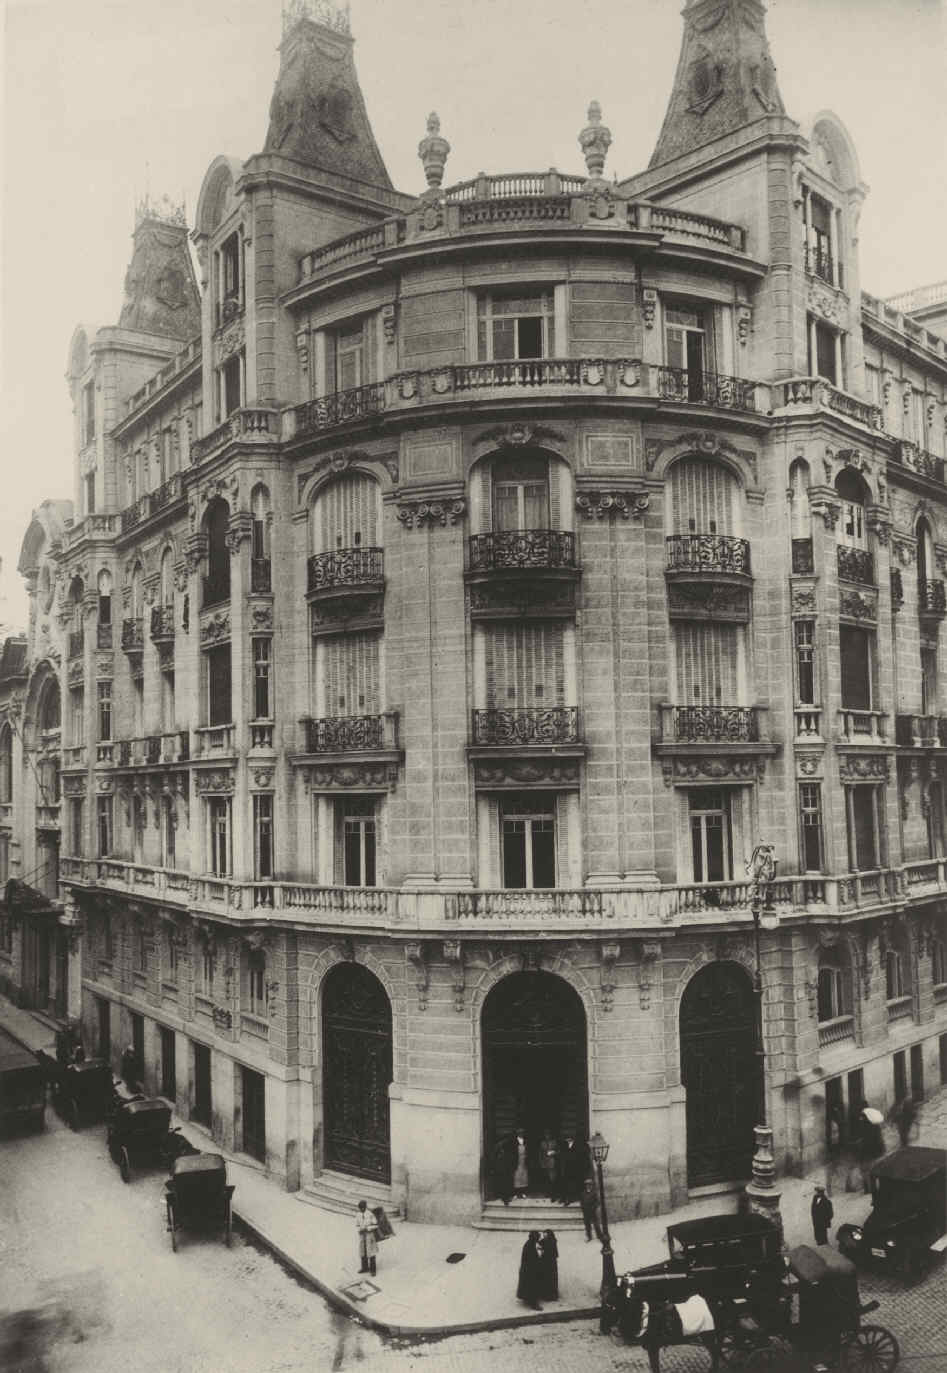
{"left": 478, "top": 290, "right": 555, "bottom": 361}
{"left": 922, "top": 647, "right": 938, "bottom": 716}
{"left": 161, "top": 671, "right": 176, "bottom": 733}
{"left": 341, "top": 797, "right": 376, "bottom": 886}
{"left": 82, "top": 381, "right": 96, "bottom": 444}
{"left": 810, "top": 319, "right": 838, "bottom": 386}
{"left": 324, "top": 316, "right": 377, "bottom": 394}
{"left": 132, "top": 793, "right": 145, "bottom": 864}
{"left": 493, "top": 456, "right": 549, "bottom": 530}
{"left": 218, "top": 353, "right": 242, "bottom": 419}
{"left": 166, "top": 927, "right": 179, "bottom": 985}
{"left": 885, "top": 939, "right": 909, "bottom": 1003}
{"left": 795, "top": 621, "right": 816, "bottom": 704}
{"left": 217, "top": 231, "right": 243, "bottom": 326}
{"left": 250, "top": 485, "right": 271, "bottom": 592}
{"left": 501, "top": 795, "right": 556, "bottom": 889}
{"left": 69, "top": 798, "right": 83, "bottom": 856}
{"left": 243, "top": 949, "right": 266, "bottom": 1018}
{"left": 932, "top": 924, "right": 947, "bottom": 989}
{"left": 253, "top": 639, "right": 271, "bottom": 719}
{"left": 205, "top": 645, "right": 232, "bottom": 726}
{"left": 69, "top": 688, "right": 84, "bottom": 746}
{"left": 253, "top": 794, "right": 274, "bottom": 880}
{"left": 675, "top": 622, "right": 739, "bottom": 706}
{"left": 97, "top": 570, "right": 112, "bottom": 647}
{"left": 162, "top": 795, "right": 176, "bottom": 870}
{"left": 0, "top": 726, "right": 12, "bottom": 804}
{"left": 665, "top": 305, "right": 713, "bottom": 397}
{"left": 839, "top": 625, "right": 872, "bottom": 711}
{"left": 805, "top": 193, "right": 834, "bottom": 281}
{"left": 800, "top": 783, "right": 824, "bottom": 871}
{"left": 817, "top": 953, "right": 852, "bottom": 1023}
{"left": 207, "top": 797, "right": 231, "bottom": 877}
{"left": 318, "top": 632, "right": 380, "bottom": 717}
{"left": 97, "top": 795, "right": 113, "bottom": 857}
{"left": 847, "top": 786, "right": 882, "bottom": 871}
{"left": 485, "top": 622, "right": 565, "bottom": 711}
{"left": 311, "top": 472, "right": 380, "bottom": 554}
{"left": 85, "top": 473, "right": 96, "bottom": 516}
{"left": 689, "top": 788, "right": 732, "bottom": 882}
{"left": 199, "top": 937, "right": 214, "bottom": 995}
{"left": 38, "top": 679, "right": 61, "bottom": 733}
{"left": 202, "top": 499, "right": 231, "bottom": 606}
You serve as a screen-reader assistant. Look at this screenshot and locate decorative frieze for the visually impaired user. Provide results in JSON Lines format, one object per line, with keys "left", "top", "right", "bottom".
{"left": 472, "top": 758, "right": 581, "bottom": 790}
{"left": 303, "top": 762, "right": 400, "bottom": 790}
{"left": 662, "top": 756, "right": 766, "bottom": 787}
{"left": 396, "top": 498, "right": 466, "bottom": 529}
{"left": 474, "top": 421, "right": 566, "bottom": 452}
{"left": 575, "top": 490, "right": 650, "bottom": 520}
{"left": 200, "top": 611, "right": 231, "bottom": 645}
{"left": 194, "top": 768, "right": 235, "bottom": 794}
{"left": 838, "top": 753, "right": 890, "bottom": 782}
{"left": 839, "top": 587, "right": 877, "bottom": 622}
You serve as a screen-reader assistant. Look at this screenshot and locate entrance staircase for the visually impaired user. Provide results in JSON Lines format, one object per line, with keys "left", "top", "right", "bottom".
{"left": 474, "top": 1196, "right": 586, "bottom": 1232}
{"left": 296, "top": 1168, "right": 402, "bottom": 1220}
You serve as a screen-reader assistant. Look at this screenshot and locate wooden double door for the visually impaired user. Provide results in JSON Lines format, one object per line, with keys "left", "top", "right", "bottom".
{"left": 322, "top": 964, "right": 392, "bottom": 1183}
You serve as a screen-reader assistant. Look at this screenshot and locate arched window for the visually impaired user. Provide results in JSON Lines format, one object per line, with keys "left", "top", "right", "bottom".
{"left": 310, "top": 474, "right": 379, "bottom": 554}
{"left": 67, "top": 576, "right": 84, "bottom": 629}
{"left": 160, "top": 549, "right": 174, "bottom": 608}
{"left": 97, "top": 569, "right": 112, "bottom": 648}
{"left": 669, "top": 457, "right": 737, "bottom": 537}
{"left": 38, "top": 678, "right": 61, "bottom": 734}
{"left": 817, "top": 947, "right": 853, "bottom": 1027}
{"left": 130, "top": 563, "right": 143, "bottom": 621}
{"left": 0, "top": 726, "right": 12, "bottom": 805}
{"left": 203, "top": 499, "right": 230, "bottom": 607}
{"left": 251, "top": 485, "right": 271, "bottom": 593}
{"left": 916, "top": 517, "right": 939, "bottom": 616}
{"left": 834, "top": 469, "right": 868, "bottom": 551}
{"left": 885, "top": 926, "right": 912, "bottom": 1009}
{"left": 492, "top": 455, "right": 549, "bottom": 531}
{"left": 789, "top": 459, "right": 813, "bottom": 573}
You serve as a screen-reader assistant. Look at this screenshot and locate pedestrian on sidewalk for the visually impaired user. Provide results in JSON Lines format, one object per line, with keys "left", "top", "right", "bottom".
{"left": 539, "top": 1229, "right": 559, "bottom": 1301}
{"left": 580, "top": 1176, "right": 603, "bottom": 1243}
{"left": 516, "top": 1230, "right": 544, "bottom": 1310}
{"left": 356, "top": 1199, "right": 378, "bottom": 1276}
{"left": 811, "top": 1185, "right": 833, "bottom": 1245}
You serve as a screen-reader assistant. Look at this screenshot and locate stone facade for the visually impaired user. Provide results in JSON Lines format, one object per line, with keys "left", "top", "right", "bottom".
{"left": 2, "top": 0, "right": 946, "bottom": 1223}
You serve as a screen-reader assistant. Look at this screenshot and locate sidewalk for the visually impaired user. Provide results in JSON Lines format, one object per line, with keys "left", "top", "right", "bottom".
{"left": 3, "top": 996, "right": 944, "bottom": 1338}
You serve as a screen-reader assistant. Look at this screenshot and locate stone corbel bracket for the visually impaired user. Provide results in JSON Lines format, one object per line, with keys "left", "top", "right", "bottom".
{"left": 636, "top": 940, "right": 662, "bottom": 1010}
{"left": 600, "top": 940, "right": 620, "bottom": 1012}
{"left": 405, "top": 941, "right": 430, "bottom": 1011}
{"left": 443, "top": 939, "right": 465, "bottom": 1013}
{"left": 576, "top": 490, "right": 650, "bottom": 520}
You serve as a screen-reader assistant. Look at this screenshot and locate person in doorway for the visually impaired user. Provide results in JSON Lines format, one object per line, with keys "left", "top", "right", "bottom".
{"left": 539, "top": 1229, "right": 559, "bottom": 1301}
{"left": 811, "top": 1185, "right": 834, "bottom": 1245}
{"left": 511, "top": 1125, "right": 530, "bottom": 1198}
{"left": 516, "top": 1230, "right": 545, "bottom": 1310}
{"left": 494, "top": 1126, "right": 530, "bottom": 1203}
{"left": 559, "top": 1131, "right": 588, "bottom": 1205}
{"left": 356, "top": 1199, "right": 378, "bottom": 1276}
{"left": 580, "top": 1176, "right": 604, "bottom": 1243}
{"left": 539, "top": 1128, "right": 559, "bottom": 1200}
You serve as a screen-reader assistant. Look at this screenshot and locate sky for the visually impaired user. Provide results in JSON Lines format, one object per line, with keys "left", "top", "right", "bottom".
{"left": 2, "top": 0, "right": 946, "bottom": 629}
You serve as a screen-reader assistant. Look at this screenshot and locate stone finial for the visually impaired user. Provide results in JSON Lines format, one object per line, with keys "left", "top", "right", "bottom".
{"left": 579, "top": 100, "right": 612, "bottom": 183}
{"left": 418, "top": 111, "right": 450, "bottom": 192}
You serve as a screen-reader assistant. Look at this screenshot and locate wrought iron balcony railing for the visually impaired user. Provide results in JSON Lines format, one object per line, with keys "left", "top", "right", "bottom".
{"left": 666, "top": 533, "right": 751, "bottom": 576}
{"left": 150, "top": 604, "right": 174, "bottom": 640}
{"left": 293, "top": 383, "right": 386, "bottom": 440}
{"left": 791, "top": 538, "right": 814, "bottom": 574}
{"left": 307, "top": 546, "right": 384, "bottom": 594}
{"left": 468, "top": 529, "right": 577, "bottom": 572}
{"left": 121, "top": 618, "right": 143, "bottom": 651}
{"left": 919, "top": 579, "right": 946, "bottom": 616}
{"left": 67, "top": 630, "right": 84, "bottom": 659}
{"left": 251, "top": 557, "right": 272, "bottom": 594}
{"left": 304, "top": 714, "right": 385, "bottom": 753}
{"left": 653, "top": 366, "right": 757, "bottom": 411}
{"left": 836, "top": 545, "right": 874, "bottom": 585}
{"left": 471, "top": 706, "right": 579, "bottom": 747}
{"left": 674, "top": 705, "right": 759, "bottom": 743}
{"left": 805, "top": 244, "right": 840, "bottom": 287}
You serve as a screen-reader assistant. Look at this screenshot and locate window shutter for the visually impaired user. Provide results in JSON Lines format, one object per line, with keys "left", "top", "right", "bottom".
{"left": 670, "top": 459, "right": 734, "bottom": 535}
{"left": 486, "top": 623, "right": 564, "bottom": 706}
{"left": 319, "top": 475, "right": 378, "bottom": 550}
{"left": 675, "top": 624, "right": 738, "bottom": 703}
{"left": 364, "top": 314, "right": 378, "bottom": 383}
{"left": 324, "top": 332, "right": 337, "bottom": 394}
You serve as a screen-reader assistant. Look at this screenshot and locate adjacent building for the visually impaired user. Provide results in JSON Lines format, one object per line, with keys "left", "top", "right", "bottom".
{"left": 2, "top": 0, "right": 946, "bottom": 1224}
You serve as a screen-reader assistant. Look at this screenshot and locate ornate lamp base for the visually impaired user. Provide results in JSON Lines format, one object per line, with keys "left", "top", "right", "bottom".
{"left": 745, "top": 1124, "right": 783, "bottom": 1246}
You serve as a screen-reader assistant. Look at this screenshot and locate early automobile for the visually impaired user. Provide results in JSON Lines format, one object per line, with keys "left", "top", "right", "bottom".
{"left": 51, "top": 1057, "right": 115, "bottom": 1130}
{"left": 165, "top": 1152, "right": 234, "bottom": 1252}
{"left": 837, "top": 1146, "right": 947, "bottom": 1278}
{"left": 0, "top": 1031, "right": 45, "bottom": 1134}
{"left": 107, "top": 1098, "right": 197, "bottom": 1182}
{"left": 633, "top": 1213, "right": 789, "bottom": 1311}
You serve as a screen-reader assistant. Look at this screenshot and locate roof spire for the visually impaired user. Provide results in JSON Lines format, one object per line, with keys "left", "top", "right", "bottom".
{"left": 418, "top": 112, "right": 450, "bottom": 194}
{"left": 579, "top": 101, "right": 612, "bottom": 185}
{"left": 649, "top": 0, "right": 786, "bottom": 170}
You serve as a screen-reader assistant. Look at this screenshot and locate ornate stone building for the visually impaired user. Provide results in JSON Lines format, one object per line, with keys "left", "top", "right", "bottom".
{"left": 3, "top": 0, "right": 947, "bottom": 1223}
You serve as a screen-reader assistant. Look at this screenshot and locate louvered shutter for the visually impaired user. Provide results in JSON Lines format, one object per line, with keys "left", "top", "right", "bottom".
{"left": 486, "top": 623, "right": 565, "bottom": 707}
{"left": 318, "top": 474, "right": 378, "bottom": 552}
{"left": 670, "top": 459, "right": 734, "bottom": 535}
{"left": 323, "top": 633, "right": 380, "bottom": 714}
{"left": 323, "top": 332, "right": 337, "bottom": 396}
{"left": 675, "top": 624, "right": 739, "bottom": 704}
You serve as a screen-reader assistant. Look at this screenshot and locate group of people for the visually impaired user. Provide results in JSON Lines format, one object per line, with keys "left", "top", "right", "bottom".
{"left": 516, "top": 1229, "right": 560, "bottom": 1310}
{"left": 494, "top": 1125, "right": 591, "bottom": 1206}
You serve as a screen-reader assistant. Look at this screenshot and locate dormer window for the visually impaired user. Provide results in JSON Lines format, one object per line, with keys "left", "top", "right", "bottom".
{"left": 477, "top": 290, "right": 555, "bottom": 361}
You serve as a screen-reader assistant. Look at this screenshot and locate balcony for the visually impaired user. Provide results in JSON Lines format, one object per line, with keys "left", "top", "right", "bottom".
{"left": 144, "top": 735, "right": 162, "bottom": 765}
{"left": 305, "top": 714, "right": 386, "bottom": 753}
{"left": 776, "top": 377, "right": 882, "bottom": 431}
{"left": 250, "top": 721, "right": 274, "bottom": 749}
{"left": 292, "top": 384, "right": 385, "bottom": 441}
{"left": 67, "top": 630, "right": 84, "bottom": 660}
{"left": 652, "top": 366, "right": 757, "bottom": 412}
{"left": 666, "top": 533, "right": 751, "bottom": 579}
{"left": 190, "top": 408, "right": 279, "bottom": 467}
{"left": 251, "top": 558, "right": 272, "bottom": 594}
{"left": 150, "top": 604, "right": 174, "bottom": 642}
{"left": 794, "top": 706, "right": 822, "bottom": 739}
{"left": 804, "top": 244, "right": 841, "bottom": 288}
{"left": 670, "top": 705, "right": 760, "bottom": 743}
{"left": 896, "top": 714, "right": 939, "bottom": 748}
{"left": 837, "top": 708, "right": 887, "bottom": 742}
{"left": 307, "top": 548, "right": 384, "bottom": 634}
{"left": 791, "top": 538, "right": 814, "bottom": 574}
{"left": 891, "top": 440, "right": 945, "bottom": 485}
{"left": 466, "top": 530, "right": 579, "bottom": 619}
{"left": 818, "top": 1014, "right": 855, "bottom": 1047}
{"left": 887, "top": 996, "right": 913, "bottom": 1024}
{"left": 836, "top": 545, "right": 874, "bottom": 585}
{"left": 195, "top": 724, "right": 236, "bottom": 757}
{"left": 118, "top": 474, "right": 184, "bottom": 536}
{"left": 919, "top": 579, "right": 946, "bottom": 621}
{"left": 121, "top": 618, "right": 143, "bottom": 652}
{"left": 471, "top": 706, "right": 579, "bottom": 747}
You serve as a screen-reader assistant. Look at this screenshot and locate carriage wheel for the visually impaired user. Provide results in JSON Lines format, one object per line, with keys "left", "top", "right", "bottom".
{"left": 119, "top": 1147, "right": 131, "bottom": 1184}
{"left": 68, "top": 1099, "right": 80, "bottom": 1132}
{"left": 841, "top": 1325, "right": 900, "bottom": 1373}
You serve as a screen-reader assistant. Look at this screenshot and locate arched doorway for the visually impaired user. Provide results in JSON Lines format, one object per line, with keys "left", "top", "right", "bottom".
{"left": 322, "top": 963, "right": 392, "bottom": 1183}
{"left": 680, "top": 961, "right": 758, "bottom": 1187}
{"left": 482, "top": 971, "right": 588, "bottom": 1198}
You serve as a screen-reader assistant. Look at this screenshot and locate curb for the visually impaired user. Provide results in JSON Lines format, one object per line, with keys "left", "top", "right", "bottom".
{"left": 233, "top": 1208, "right": 601, "bottom": 1339}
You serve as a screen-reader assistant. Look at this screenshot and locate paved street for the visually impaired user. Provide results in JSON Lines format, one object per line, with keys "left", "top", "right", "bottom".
{"left": 2, "top": 1102, "right": 946, "bottom": 1373}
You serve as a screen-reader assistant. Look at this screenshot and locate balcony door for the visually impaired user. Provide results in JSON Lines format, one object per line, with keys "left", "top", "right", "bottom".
{"left": 688, "top": 788, "right": 733, "bottom": 884}
{"left": 501, "top": 795, "right": 556, "bottom": 889}
{"left": 312, "top": 473, "right": 379, "bottom": 555}
{"left": 493, "top": 457, "right": 549, "bottom": 532}
{"left": 317, "top": 632, "right": 380, "bottom": 719}
{"left": 669, "top": 457, "right": 735, "bottom": 537}
{"left": 665, "top": 307, "right": 716, "bottom": 400}
{"left": 339, "top": 797, "right": 377, "bottom": 887}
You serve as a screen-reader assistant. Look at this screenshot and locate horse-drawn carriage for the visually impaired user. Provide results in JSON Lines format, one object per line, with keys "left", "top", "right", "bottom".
{"left": 165, "top": 1153, "right": 234, "bottom": 1252}
{"left": 107, "top": 1098, "right": 198, "bottom": 1182}
{"left": 604, "top": 1216, "right": 899, "bottom": 1373}
{"left": 37, "top": 1052, "right": 115, "bottom": 1131}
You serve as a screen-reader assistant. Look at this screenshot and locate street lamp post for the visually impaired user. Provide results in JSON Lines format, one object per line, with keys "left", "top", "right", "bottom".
{"left": 589, "top": 1130, "right": 617, "bottom": 1321}
{"left": 743, "top": 844, "right": 783, "bottom": 1240}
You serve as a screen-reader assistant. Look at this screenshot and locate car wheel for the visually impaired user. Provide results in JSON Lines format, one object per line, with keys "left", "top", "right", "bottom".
{"left": 841, "top": 1324, "right": 900, "bottom": 1373}
{"left": 119, "top": 1147, "right": 131, "bottom": 1184}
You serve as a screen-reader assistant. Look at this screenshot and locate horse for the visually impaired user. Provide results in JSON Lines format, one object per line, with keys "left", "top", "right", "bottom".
{"left": 602, "top": 1278, "right": 720, "bottom": 1373}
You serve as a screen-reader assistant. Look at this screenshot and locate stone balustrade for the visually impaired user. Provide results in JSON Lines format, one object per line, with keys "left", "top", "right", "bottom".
{"left": 836, "top": 708, "right": 887, "bottom": 742}
{"left": 776, "top": 376, "right": 882, "bottom": 430}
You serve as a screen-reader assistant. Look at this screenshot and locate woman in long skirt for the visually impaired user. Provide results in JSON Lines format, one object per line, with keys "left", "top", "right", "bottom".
{"left": 517, "top": 1230, "right": 544, "bottom": 1310}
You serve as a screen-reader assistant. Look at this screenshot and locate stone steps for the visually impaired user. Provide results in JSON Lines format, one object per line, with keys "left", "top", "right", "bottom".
{"left": 295, "top": 1168, "right": 402, "bottom": 1219}
{"left": 473, "top": 1197, "right": 587, "bottom": 1232}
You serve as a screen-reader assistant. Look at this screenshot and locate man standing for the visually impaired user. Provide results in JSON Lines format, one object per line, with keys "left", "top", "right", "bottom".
{"left": 356, "top": 1199, "right": 378, "bottom": 1275}
{"left": 811, "top": 1185, "right": 833, "bottom": 1246}
{"left": 580, "top": 1176, "right": 604, "bottom": 1243}
{"left": 559, "top": 1131, "right": 588, "bottom": 1205}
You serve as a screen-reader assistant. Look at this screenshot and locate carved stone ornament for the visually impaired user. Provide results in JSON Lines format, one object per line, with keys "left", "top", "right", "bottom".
{"left": 838, "top": 753, "right": 889, "bottom": 782}
{"left": 797, "top": 756, "right": 821, "bottom": 778}
{"left": 382, "top": 303, "right": 397, "bottom": 345}
{"left": 578, "top": 100, "right": 612, "bottom": 181}
{"left": 216, "top": 317, "right": 245, "bottom": 364}
{"left": 662, "top": 756, "right": 766, "bottom": 787}
{"left": 637, "top": 940, "right": 662, "bottom": 1010}
{"left": 194, "top": 768, "right": 235, "bottom": 794}
{"left": 396, "top": 498, "right": 466, "bottom": 529}
{"left": 807, "top": 279, "right": 843, "bottom": 325}
{"left": 295, "top": 327, "right": 310, "bottom": 372}
{"left": 266, "top": 981, "right": 280, "bottom": 1018}
{"left": 200, "top": 611, "right": 231, "bottom": 645}
{"left": 810, "top": 498, "right": 841, "bottom": 531}
{"left": 405, "top": 942, "right": 430, "bottom": 1011}
{"left": 864, "top": 508, "right": 890, "bottom": 547}
{"left": 68, "top": 660, "right": 84, "bottom": 685}
{"left": 736, "top": 304, "right": 752, "bottom": 346}
{"left": 892, "top": 536, "right": 916, "bottom": 568}
{"left": 225, "top": 511, "right": 254, "bottom": 553}
{"left": 791, "top": 587, "right": 817, "bottom": 615}
{"left": 645, "top": 430, "right": 757, "bottom": 484}
{"left": 600, "top": 941, "right": 620, "bottom": 1012}
{"left": 474, "top": 422, "right": 566, "bottom": 452}
{"left": 575, "top": 490, "right": 650, "bottom": 520}
{"left": 250, "top": 605, "right": 274, "bottom": 630}
{"left": 473, "top": 759, "right": 580, "bottom": 789}
{"left": 839, "top": 588, "right": 877, "bottom": 622}
{"left": 442, "top": 939, "right": 465, "bottom": 1012}
{"left": 304, "top": 762, "right": 400, "bottom": 790}
{"left": 184, "top": 532, "right": 208, "bottom": 573}
{"left": 251, "top": 768, "right": 274, "bottom": 788}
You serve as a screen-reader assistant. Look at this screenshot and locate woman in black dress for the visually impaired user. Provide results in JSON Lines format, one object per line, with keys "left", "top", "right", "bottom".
{"left": 516, "top": 1230, "right": 544, "bottom": 1309}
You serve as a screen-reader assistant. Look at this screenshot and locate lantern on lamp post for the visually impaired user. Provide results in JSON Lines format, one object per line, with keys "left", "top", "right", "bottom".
{"left": 744, "top": 844, "right": 783, "bottom": 1239}
{"left": 589, "top": 1129, "right": 617, "bottom": 1317}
